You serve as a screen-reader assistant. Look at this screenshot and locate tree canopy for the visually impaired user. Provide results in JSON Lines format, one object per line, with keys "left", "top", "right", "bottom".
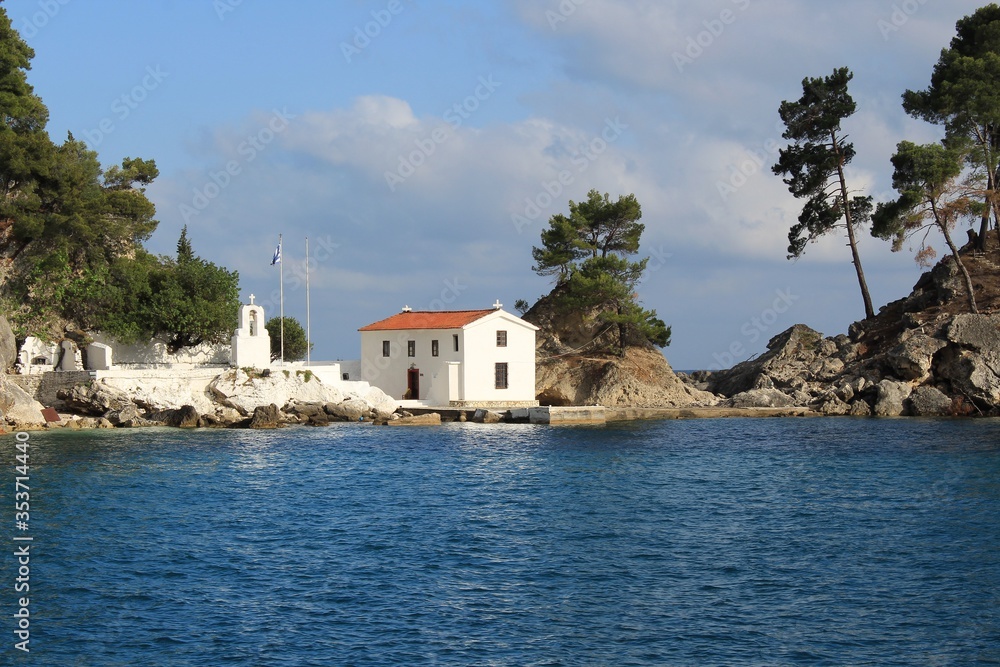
{"left": 266, "top": 316, "right": 312, "bottom": 362}
{"left": 872, "top": 140, "right": 982, "bottom": 313}
{"left": 0, "top": 7, "right": 241, "bottom": 347}
{"left": 902, "top": 3, "right": 1000, "bottom": 251}
{"left": 773, "top": 67, "right": 876, "bottom": 320}
{"left": 532, "top": 190, "right": 670, "bottom": 355}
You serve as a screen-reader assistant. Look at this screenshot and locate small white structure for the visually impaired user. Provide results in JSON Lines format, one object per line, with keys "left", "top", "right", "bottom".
{"left": 87, "top": 342, "right": 114, "bottom": 371}
{"left": 17, "top": 336, "right": 58, "bottom": 374}
{"left": 58, "top": 340, "right": 83, "bottom": 371}
{"left": 358, "top": 302, "right": 539, "bottom": 407}
{"left": 231, "top": 294, "right": 271, "bottom": 370}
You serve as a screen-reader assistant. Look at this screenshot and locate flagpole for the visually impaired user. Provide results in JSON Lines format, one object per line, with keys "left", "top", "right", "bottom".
{"left": 279, "top": 233, "right": 284, "bottom": 366}
{"left": 305, "top": 236, "right": 311, "bottom": 367}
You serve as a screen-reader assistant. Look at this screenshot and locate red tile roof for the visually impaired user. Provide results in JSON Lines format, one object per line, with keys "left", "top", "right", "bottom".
{"left": 358, "top": 309, "right": 496, "bottom": 332}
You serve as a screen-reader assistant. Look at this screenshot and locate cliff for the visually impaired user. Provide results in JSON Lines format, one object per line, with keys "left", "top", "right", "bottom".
{"left": 523, "top": 288, "right": 717, "bottom": 408}
{"left": 696, "top": 235, "right": 1000, "bottom": 416}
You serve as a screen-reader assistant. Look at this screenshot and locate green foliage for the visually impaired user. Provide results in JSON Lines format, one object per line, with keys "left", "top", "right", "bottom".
{"left": 873, "top": 140, "right": 981, "bottom": 312}
{"left": 85, "top": 231, "right": 241, "bottom": 349}
{"left": 532, "top": 190, "right": 644, "bottom": 279}
{"left": 514, "top": 298, "right": 530, "bottom": 315}
{"left": 297, "top": 369, "right": 314, "bottom": 383}
{"left": 266, "top": 316, "right": 312, "bottom": 362}
{"left": 0, "top": 9, "right": 241, "bottom": 348}
{"left": 533, "top": 190, "right": 668, "bottom": 354}
{"left": 773, "top": 67, "right": 876, "bottom": 319}
{"left": 902, "top": 4, "right": 1000, "bottom": 249}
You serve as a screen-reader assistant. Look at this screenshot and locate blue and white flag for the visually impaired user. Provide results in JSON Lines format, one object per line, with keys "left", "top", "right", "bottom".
{"left": 271, "top": 242, "right": 282, "bottom": 265}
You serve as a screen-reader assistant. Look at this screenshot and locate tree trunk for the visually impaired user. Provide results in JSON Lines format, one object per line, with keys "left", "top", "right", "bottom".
{"left": 833, "top": 131, "right": 875, "bottom": 319}
{"left": 978, "top": 194, "right": 990, "bottom": 252}
{"left": 935, "top": 203, "right": 979, "bottom": 314}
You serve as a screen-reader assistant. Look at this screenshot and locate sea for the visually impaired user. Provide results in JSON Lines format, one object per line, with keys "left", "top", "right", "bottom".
{"left": 2, "top": 418, "right": 999, "bottom": 666}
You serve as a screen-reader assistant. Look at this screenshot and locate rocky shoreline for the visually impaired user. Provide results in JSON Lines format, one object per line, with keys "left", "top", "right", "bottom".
{"left": 681, "top": 241, "right": 1000, "bottom": 417}
{"left": 4, "top": 240, "right": 1000, "bottom": 432}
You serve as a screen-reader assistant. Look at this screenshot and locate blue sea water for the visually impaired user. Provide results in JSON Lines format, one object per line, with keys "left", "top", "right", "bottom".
{"left": 2, "top": 418, "right": 1000, "bottom": 666}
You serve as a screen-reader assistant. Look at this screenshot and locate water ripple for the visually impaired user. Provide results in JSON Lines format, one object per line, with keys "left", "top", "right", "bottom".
{"left": 3, "top": 419, "right": 999, "bottom": 665}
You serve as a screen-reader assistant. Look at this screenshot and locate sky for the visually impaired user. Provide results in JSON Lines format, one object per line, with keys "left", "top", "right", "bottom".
{"left": 4, "top": 0, "right": 989, "bottom": 369}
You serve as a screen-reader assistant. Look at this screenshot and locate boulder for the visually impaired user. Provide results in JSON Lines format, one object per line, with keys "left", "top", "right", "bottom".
{"left": 935, "top": 314, "right": 1000, "bottom": 408}
{"left": 0, "top": 376, "right": 46, "bottom": 425}
{"left": 727, "top": 388, "right": 797, "bottom": 409}
{"left": 58, "top": 381, "right": 133, "bottom": 416}
{"left": 848, "top": 399, "right": 872, "bottom": 417}
{"left": 945, "top": 313, "right": 1000, "bottom": 350}
{"left": 815, "top": 395, "right": 851, "bottom": 416}
{"left": 471, "top": 408, "right": 503, "bottom": 424}
{"left": 325, "top": 398, "right": 368, "bottom": 422}
{"left": 248, "top": 404, "right": 281, "bottom": 429}
{"left": 386, "top": 412, "right": 441, "bottom": 426}
{"left": 709, "top": 325, "right": 825, "bottom": 397}
{"left": 874, "top": 380, "right": 913, "bottom": 417}
{"left": 172, "top": 405, "right": 201, "bottom": 428}
{"left": 886, "top": 334, "right": 947, "bottom": 382}
{"left": 908, "top": 386, "right": 953, "bottom": 417}
{"left": 105, "top": 403, "right": 156, "bottom": 428}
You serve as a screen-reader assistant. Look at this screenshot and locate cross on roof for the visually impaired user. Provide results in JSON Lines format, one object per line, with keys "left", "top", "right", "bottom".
{"left": 249, "top": 293, "right": 256, "bottom": 305}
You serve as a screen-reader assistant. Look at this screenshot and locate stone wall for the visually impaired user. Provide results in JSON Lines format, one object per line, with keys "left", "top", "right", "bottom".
{"left": 8, "top": 371, "right": 94, "bottom": 408}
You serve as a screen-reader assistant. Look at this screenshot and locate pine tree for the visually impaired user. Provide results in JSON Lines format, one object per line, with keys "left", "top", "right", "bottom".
{"left": 773, "top": 67, "right": 876, "bottom": 320}
{"left": 902, "top": 4, "right": 1000, "bottom": 252}
{"left": 532, "top": 190, "right": 670, "bottom": 355}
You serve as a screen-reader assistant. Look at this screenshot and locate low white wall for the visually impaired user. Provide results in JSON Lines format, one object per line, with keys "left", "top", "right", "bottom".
{"left": 89, "top": 333, "right": 231, "bottom": 366}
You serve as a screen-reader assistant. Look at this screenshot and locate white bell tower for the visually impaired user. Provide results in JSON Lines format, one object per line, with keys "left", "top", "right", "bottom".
{"left": 231, "top": 293, "right": 272, "bottom": 369}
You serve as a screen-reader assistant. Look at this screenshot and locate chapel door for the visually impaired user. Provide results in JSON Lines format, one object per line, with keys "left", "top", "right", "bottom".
{"left": 407, "top": 368, "right": 420, "bottom": 400}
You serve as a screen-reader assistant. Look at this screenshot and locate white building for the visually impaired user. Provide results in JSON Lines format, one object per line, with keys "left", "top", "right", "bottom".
{"left": 231, "top": 295, "right": 271, "bottom": 370}
{"left": 358, "top": 304, "right": 539, "bottom": 408}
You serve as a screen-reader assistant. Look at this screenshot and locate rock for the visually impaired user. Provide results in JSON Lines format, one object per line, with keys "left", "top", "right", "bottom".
{"left": 386, "top": 412, "right": 441, "bottom": 426}
{"left": 0, "top": 315, "right": 17, "bottom": 371}
{"left": 172, "top": 405, "right": 201, "bottom": 428}
{"left": 932, "top": 314, "right": 1000, "bottom": 409}
{"left": 471, "top": 408, "right": 502, "bottom": 423}
{"left": 848, "top": 399, "right": 872, "bottom": 417}
{"left": 728, "top": 388, "right": 797, "bottom": 409}
{"left": 908, "top": 386, "right": 953, "bottom": 417}
{"left": 104, "top": 403, "right": 156, "bottom": 428}
{"left": 945, "top": 313, "right": 1000, "bottom": 350}
{"left": 874, "top": 380, "right": 913, "bottom": 417}
{"left": 325, "top": 398, "right": 368, "bottom": 422}
{"left": 0, "top": 376, "right": 46, "bottom": 425}
{"left": 816, "top": 395, "right": 851, "bottom": 416}
{"left": 536, "top": 346, "right": 717, "bottom": 408}
{"left": 709, "top": 325, "right": 825, "bottom": 397}
{"left": 886, "top": 334, "right": 947, "bottom": 382}
{"left": 248, "top": 404, "right": 281, "bottom": 429}
{"left": 58, "top": 381, "right": 133, "bottom": 416}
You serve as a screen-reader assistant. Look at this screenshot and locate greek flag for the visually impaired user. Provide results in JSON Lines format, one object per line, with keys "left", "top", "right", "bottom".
{"left": 271, "top": 242, "right": 281, "bottom": 265}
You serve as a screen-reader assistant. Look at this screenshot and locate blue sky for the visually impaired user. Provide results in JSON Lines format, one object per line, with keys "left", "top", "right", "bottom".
{"left": 5, "top": 0, "right": 989, "bottom": 369}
